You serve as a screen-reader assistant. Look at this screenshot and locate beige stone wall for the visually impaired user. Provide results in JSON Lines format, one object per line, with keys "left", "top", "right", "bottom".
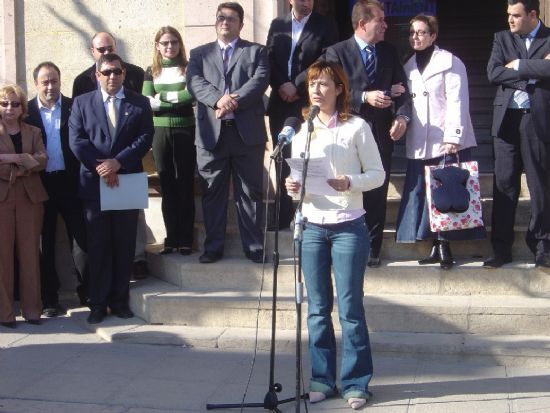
{"left": 14, "top": 0, "right": 278, "bottom": 98}
{"left": 17, "top": 0, "right": 186, "bottom": 97}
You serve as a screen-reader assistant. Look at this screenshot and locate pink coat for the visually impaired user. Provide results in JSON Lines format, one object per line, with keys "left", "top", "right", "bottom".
{"left": 403, "top": 46, "right": 477, "bottom": 160}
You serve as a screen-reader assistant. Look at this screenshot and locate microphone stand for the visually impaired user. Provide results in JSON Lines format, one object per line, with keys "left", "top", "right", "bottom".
{"left": 206, "top": 141, "right": 304, "bottom": 412}
{"left": 292, "top": 116, "right": 315, "bottom": 413}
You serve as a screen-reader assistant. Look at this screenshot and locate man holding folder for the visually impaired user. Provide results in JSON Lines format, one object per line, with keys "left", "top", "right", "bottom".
{"left": 69, "top": 53, "right": 154, "bottom": 324}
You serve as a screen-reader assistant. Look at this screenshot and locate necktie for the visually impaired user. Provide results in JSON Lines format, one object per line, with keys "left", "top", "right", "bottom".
{"left": 223, "top": 45, "right": 232, "bottom": 74}
{"left": 107, "top": 96, "right": 118, "bottom": 137}
{"left": 364, "top": 45, "right": 376, "bottom": 85}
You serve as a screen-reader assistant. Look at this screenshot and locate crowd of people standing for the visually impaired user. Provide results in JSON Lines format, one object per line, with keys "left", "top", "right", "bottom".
{"left": 1, "top": 0, "right": 549, "bottom": 410}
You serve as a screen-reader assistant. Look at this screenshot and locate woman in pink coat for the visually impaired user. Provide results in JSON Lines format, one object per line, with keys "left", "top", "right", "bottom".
{"left": 395, "top": 15, "right": 485, "bottom": 269}
{"left": 0, "top": 84, "right": 48, "bottom": 328}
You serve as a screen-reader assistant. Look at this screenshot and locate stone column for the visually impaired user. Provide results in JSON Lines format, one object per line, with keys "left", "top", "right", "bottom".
{"left": 0, "top": 0, "right": 16, "bottom": 84}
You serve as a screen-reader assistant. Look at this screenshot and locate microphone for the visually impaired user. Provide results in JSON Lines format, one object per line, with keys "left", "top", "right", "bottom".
{"left": 270, "top": 117, "right": 302, "bottom": 159}
{"left": 308, "top": 105, "right": 320, "bottom": 122}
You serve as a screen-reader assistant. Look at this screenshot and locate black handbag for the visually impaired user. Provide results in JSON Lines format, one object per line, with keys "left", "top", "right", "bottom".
{"left": 431, "top": 155, "right": 470, "bottom": 213}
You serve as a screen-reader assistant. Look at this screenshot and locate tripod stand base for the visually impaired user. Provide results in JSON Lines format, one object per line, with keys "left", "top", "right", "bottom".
{"left": 206, "top": 392, "right": 308, "bottom": 411}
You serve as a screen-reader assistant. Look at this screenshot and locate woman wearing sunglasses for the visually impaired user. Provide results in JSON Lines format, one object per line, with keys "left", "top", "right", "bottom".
{"left": 286, "top": 61, "right": 385, "bottom": 410}
{"left": 0, "top": 84, "right": 48, "bottom": 328}
{"left": 143, "top": 26, "right": 196, "bottom": 255}
{"left": 395, "top": 14, "right": 485, "bottom": 269}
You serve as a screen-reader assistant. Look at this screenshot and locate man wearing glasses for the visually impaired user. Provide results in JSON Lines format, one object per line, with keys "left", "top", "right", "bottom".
{"left": 72, "top": 31, "right": 149, "bottom": 281}
{"left": 72, "top": 32, "right": 145, "bottom": 98}
{"left": 69, "top": 54, "right": 154, "bottom": 324}
{"left": 187, "top": 2, "right": 269, "bottom": 264}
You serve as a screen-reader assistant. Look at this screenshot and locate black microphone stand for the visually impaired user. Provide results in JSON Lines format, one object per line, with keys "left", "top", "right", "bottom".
{"left": 292, "top": 116, "right": 315, "bottom": 413}
{"left": 206, "top": 142, "right": 304, "bottom": 412}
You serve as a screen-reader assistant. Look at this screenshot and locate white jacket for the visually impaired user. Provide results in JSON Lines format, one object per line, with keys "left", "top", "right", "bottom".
{"left": 404, "top": 46, "right": 477, "bottom": 160}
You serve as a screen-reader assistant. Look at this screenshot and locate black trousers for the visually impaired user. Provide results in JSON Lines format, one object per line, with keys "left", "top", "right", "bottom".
{"left": 40, "top": 172, "right": 88, "bottom": 307}
{"left": 152, "top": 126, "right": 196, "bottom": 249}
{"left": 196, "top": 122, "right": 264, "bottom": 254}
{"left": 362, "top": 146, "right": 392, "bottom": 257}
{"left": 491, "top": 109, "right": 550, "bottom": 257}
{"left": 269, "top": 112, "right": 295, "bottom": 229}
{"left": 83, "top": 200, "right": 138, "bottom": 311}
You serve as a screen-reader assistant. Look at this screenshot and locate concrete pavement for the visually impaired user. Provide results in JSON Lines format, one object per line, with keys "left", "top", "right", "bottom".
{"left": 2, "top": 303, "right": 550, "bottom": 413}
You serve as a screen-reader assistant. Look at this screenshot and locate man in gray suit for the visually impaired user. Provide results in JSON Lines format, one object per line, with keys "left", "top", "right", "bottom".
{"left": 187, "top": 2, "right": 270, "bottom": 264}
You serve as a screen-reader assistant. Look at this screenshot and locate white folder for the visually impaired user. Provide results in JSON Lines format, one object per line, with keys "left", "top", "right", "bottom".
{"left": 100, "top": 172, "right": 148, "bottom": 211}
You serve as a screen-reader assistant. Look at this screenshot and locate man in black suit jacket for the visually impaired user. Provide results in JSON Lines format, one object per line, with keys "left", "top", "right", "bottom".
{"left": 72, "top": 31, "right": 149, "bottom": 279}
{"left": 187, "top": 2, "right": 269, "bottom": 264}
{"left": 266, "top": 0, "right": 338, "bottom": 228}
{"left": 485, "top": 0, "right": 550, "bottom": 268}
{"left": 69, "top": 54, "right": 154, "bottom": 324}
{"left": 26, "top": 62, "right": 88, "bottom": 317}
{"left": 324, "top": 0, "right": 411, "bottom": 267}
{"left": 72, "top": 32, "right": 145, "bottom": 99}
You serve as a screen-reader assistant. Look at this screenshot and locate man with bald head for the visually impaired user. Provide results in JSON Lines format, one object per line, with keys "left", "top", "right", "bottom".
{"left": 72, "top": 32, "right": 145, "bottom": 98}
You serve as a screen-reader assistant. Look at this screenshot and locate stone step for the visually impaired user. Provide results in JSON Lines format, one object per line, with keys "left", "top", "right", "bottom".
{"left": 146, "top": 252, "right": 550, "bottom": 297}
{"left": 145, "top": 222, "right": 533, "bottom": 262}
{"left": 129, "top": 277, "right": 550, "bottom": 336}
{"left": 69, "top": 307, "right": 550, "bottom": 368}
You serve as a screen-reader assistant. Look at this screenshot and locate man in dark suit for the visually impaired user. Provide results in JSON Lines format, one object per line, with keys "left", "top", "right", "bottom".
{"left": 266, "top": 0, "right": 338, "bottom": 229}
{"left": 72, "top": 31, "right": 149, "bottom": 279}
{"left": 69, "top": 54, "right": 154, "bottom": 324}
{"left": 187, "top": 2, "right": 270, "bottom": 264}
{"left": 485, "top": 0, "right": 550, "bottom": 268}
{"left": 72, "top": 32, "right": 145, "bottom": 98}
{"left": 26, "top": 62, "right": 88, "bottom": 317}
{"left": 324, "top": 0, "right": 411, "bottom": 267}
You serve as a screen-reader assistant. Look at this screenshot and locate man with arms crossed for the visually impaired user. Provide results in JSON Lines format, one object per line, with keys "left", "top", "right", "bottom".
{"left": 485, "top": 0, "right": 550, "bottom": 268}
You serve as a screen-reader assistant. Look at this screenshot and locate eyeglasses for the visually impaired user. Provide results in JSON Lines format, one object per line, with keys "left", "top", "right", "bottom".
{"left": 99, "top": 68, "right": 124, "bottom": 77}
{"left": 95, "top": 46, "right": 114, "bottom": 54}
{"left": 158, "top": 40, "right": 179, "bottom": 47}
{"left": 0, "top": 101, "right": 21, "bottom": 108}
{"left": 216, "top": 15, "right": 238, "bottom": 24}
{"left": 409, "top": 30, "right": 430, "bottom": 37}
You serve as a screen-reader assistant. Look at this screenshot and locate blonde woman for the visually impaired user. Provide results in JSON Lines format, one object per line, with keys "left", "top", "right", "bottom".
{"left": 143, "top": 26, "right": 196, "bottom": 255}
{"left": 0, "top": 84, "right": 48, "bottom": 328}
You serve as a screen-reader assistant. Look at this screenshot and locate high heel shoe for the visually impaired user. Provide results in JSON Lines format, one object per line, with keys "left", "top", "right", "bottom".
{"left": 439, "top": 240, "right": 454, "bottom": 270}
{"left": 418, "top": 240, "right": 440, "bottom": 264}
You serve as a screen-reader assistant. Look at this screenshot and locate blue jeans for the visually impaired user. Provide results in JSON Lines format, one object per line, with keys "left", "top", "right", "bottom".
{"left": 302, "top": 217, "right": 373, "bottom": 399}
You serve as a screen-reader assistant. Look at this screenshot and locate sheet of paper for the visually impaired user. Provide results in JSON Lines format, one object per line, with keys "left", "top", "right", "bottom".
{"left": 100, "top": 172, "right": 149, "bottom": 211}
{"left": 285, "top": 157, "right": 339, "bottom": 196}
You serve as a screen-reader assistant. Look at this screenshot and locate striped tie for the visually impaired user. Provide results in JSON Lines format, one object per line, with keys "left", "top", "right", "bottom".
{"left": 364, "top": 45, "right": 376, "bottom": 85}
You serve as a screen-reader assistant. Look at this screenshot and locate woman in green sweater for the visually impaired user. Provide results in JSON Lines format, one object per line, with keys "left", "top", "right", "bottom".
{"left": 143, "top": 26, "right": 196, "bottom": 255}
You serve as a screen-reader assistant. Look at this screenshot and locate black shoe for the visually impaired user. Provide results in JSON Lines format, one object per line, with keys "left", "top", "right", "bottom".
{"left": 438, "top": 241, "right": 453, "bottom": 270}
{"left": 111, "top": 307, "right": 134, "bottom": 319}
{"left": 367, "top": 253, "right": 381, "bottom": 268}
{"left": 87, "top": 309, "right": 107, "bottom": 324}
{"left": 419, "top": 240, "right": 440, "bottom": 265}
{"left": 199, "top": 251, "right": 223, "bottom": 264}
{"left": 25, "top": 318, "right": 41, "bottom": 325}
{"left": 535, "top": 253, "right": 550, "bottom": 268}
{"left": 245, "top": 249, "right": 266, "bottom": 263}
{"left": 179, "top": 247, "right": 193, "bottom": 256}
{"left": 76, "top": 285, "right": 90, "bottom": 307}
{"left": 132, "top": 260, "right": 149, "bottom": 280}
{"left": 42, "top": 305, "right": 66, "bottom": 318}
{"left": 1, "top": 321, "right": 16, "bottom": 329}
{"left": 483, "top": 255, "right": 512, "bottom": 269}
{"left": 159, "top": 247, "right": 175, "bottom": 255}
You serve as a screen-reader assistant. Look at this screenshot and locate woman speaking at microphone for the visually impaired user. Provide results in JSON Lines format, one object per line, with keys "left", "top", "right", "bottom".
{"left": 285, "top": 61, "right": 385, "bottom": 410}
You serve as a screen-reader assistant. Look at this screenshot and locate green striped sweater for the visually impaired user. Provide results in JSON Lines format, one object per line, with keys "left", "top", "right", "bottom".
{"left": 142, "top": 58, "right": 195, "bottom": 128}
